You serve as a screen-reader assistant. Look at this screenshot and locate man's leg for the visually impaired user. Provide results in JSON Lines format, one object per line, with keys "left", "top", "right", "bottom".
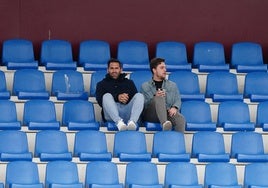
{"left": 129, "top": 93, "right": 144, "bottom": 123}
{"left": 168, "top": 112, "right": 186, "bottom": 132}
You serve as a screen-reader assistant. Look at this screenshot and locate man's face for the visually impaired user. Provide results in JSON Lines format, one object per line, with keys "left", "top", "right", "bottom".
{"left": 153, "top": 62, "right": 167, "bottom": 80}
{"left": 108, "top": 62, "right": 122, "bottom": 79}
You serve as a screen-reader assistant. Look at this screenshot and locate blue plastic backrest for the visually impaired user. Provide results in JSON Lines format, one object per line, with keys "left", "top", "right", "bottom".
{"left": 130, "top": 70, "right": 152, "bottom": 92}
{"left": 0, "top": 100, "right": 18, "bottom": 122}
{"left": 244, "top": 72, "right": 268, "bottom": 97}
{"left": 89, "top": 70, "right": 107, "bottom": 97}
{"left": 244, "top": 163, "right": 268, "bottom": 188}
{"left": 0, "top": 71, "right": 8, "bottom": 92}
{"left": 256, "top": 101, "right": 268, "bottom": 126}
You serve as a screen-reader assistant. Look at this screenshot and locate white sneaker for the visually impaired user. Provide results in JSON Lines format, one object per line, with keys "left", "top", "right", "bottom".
{"left": 162, "top": 121, "right": 172, "bottom": 131}
{"left": 127, "top": 120, "right": 137, "bottom": 131}
{"left": 116, "top": 119, "right": 127, "bottom": 131}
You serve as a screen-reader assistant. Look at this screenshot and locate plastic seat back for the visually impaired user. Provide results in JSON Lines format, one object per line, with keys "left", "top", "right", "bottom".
{"left": 2, "top": 39, "right": 38, "bottom": 69}
{"left": 35, "top": 130, "right": 72, "bottom": 161}
{"left": 89, "top": 70, "right": 107, "bottom": 97}
{"left": 74, "top": 130, "right": 112, "bottom": 161}
{"left": 12, "top": 69, "right": 49, "bottom": 99}
{"left": 231, "top": 42, "right": 267, "bottom": 72}
{"left": 6, "top": 161, "right": 43, "bottom": 188}
{"left": 0, "top": 70, "right": 10, "bottom": 99}
{"left": 0, "top": 130, "right": 32, "bottom": 161}
{"left": 244, "top": 163, "right": 268, "bottom": 188}
{"left": 23, "top": 100, "right": 60, "bottom": 130}
{"left": 129, "top": 70, "right": 152, "bottom": 92}
{"left": 78, "top": 40, "right": 111, "bottom": 70}
{"left": 125, "top": 162, "right": 162, "bottom": 188}
{"left": 156, "top": 41, "right": 191, "bottom": 71}
{"left": 117, "top": 40, "right": 150, "bottom": 71}
{"left": 152, "top": 131, "right": 190, "bottom": 162}
{"left": 165, "top": 162, "right": 202, "bottom": 188}
{"left": 191, "top": 131, "right": 230, "bottom": 162}
{"left": 45, "top": 161, "right": 82, "bottom": 188}
{"left": 256, "top": 101, "right": 268, "bottom": 130}
{"left": 0, "top": 100, "right": 20, "bottom": 130}
{"left": 204, "top": 162, "right": 241, "bottom": 188}
{"left": 40, "top": 39, "right": 77, "bottom": 70}
{"left": 85, "top": 161, "right": 123, "bottom": 187}
{"left": 51, "top": 70, "right": 88, "bottom": 100}
{"left": 181, "top": 101, "right": 216, "bottom": 131}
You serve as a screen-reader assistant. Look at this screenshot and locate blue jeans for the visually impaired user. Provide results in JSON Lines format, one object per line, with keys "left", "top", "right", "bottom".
{"left": 102, "top": 93, "right": 144, "bottom": 124}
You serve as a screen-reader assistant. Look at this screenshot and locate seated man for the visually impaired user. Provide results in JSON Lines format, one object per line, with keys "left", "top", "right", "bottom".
{"left": 96, "top": 58, "right": 144, "bottom": 131}
{"left": 141, "top": 57, "right": 185, "bottom": 132}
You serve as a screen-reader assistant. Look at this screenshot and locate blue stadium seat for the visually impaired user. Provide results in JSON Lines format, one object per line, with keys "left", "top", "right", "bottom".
{"left": 113, "top": 131, "right": 151, "bottom": 162}
{"left": 244, "top": 72, "right": 268, "bottom": 102}
{"left": 204, "top": 162, "right": 242, "bottom": 188}
{"left": 168, "top": 71, "right": 205, "bottom": 101}
{"left": 6, "top": 161, "right": 43, "bottom": 188}
{"left": 125, "top": 162, "right": 163, "bottom": 188}
{"left": 12, "top": 69, "right": 50, "bottom": 100}
{"left": 155, "top": 41, "right": 191, "bottom": 71}
{"left": 40, "top": 39, "right": 77, "bottom": 70}
{"left": 230, "top": 131, "right": 268, "bottom": 162}
{"left": 192, "top": 42, "right": 229, "bottom": 72}
{"left": 164, "top": 162, "right": 202, "bottom": 188}
{"left": 51, "top": 70, "right": 88, "bottom": 100}
{"left": 89, "top": 70, "right": 107, "bottom": 97}
{"left": 191, "top": 131, "right": 230, "bottom": 162}
{"left": 0, "top": 70, "right": 10, "bottom": 99}
{"left": 217, "top": 101, "right": 255, "bottom": 131}
{"left": 181, "top": 101, "right": 216, "bottom": 131}
{"left": 117, "top": 40, "right": 150, "bottom": 71}
{"left": 152, "top": 131, "right": 190, "bottom": 162}
{"left": 23, "top": 100, "right": 60, "bottom": 130}
{"left": 231, "top": 42, "right": 267, "bottom": 73}
{"left": 74, "top": 130, "right": 112, "bottom": 161}
{"left": 2, "top": 38, "right": 38, "bottom": 70}
{"left": 129, "top": 70, "right": 152, "bottom": 92}
{"left": 34, "top": 130, "right": 72, "bottom": 161}
{"left": 78, "top": 40, "right": 111, "bottom": 70}
{"left": 205, "top": 71, "right": 243, "bottom": 102}
{"left": 0, "top": 130, "right": 32, "bottom": 161}
{"left": 85, "top": 161, "right": 123, "bottom": 188}
{"left": 256, "top": 101, "right": 268, "bottom": 131}
{"left": 0, "top": 100, "right": 21, "bottom": 130}
{"left": 244, "top": 163, "right": 268, "bottom": 188}
{"left": 45, "top": 161, "right": 83, "bottom": 188}
{"left": 62, "top": 100, "right": 100, "bottom": 130}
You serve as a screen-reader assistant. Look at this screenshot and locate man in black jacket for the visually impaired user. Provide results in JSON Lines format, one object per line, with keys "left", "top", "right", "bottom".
{"left": 96, "top": 58, "right": 144, "bottom": 131}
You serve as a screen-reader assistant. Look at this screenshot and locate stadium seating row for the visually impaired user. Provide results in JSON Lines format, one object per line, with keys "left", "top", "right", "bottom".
{"left": 1, "top": 39, "right": 268, "bottom": 73}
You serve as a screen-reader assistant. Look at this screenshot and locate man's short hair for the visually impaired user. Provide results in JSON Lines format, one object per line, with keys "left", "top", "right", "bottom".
{"left": 107, "top": 58, "right": 122, "bottom": 68}
{"left": 150, "top": 57, "right": 165, "bottom": 73}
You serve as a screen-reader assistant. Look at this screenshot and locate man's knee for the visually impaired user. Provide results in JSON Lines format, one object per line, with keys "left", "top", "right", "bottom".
{"left": 133, "top": 93, "right": 144, "bottom": 102}
{"left": 103, "top": 93, "right": 113, "bottom": 102}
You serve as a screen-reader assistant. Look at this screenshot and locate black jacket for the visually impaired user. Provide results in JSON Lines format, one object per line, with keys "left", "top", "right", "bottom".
{"left": 96, "top": 73, "right": 138, "bottom": 107}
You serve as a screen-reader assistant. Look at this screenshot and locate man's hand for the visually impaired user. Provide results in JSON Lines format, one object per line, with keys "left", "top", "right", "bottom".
{"left": 118, "top": 93, "right": 129, "bottom": 104}
{"left": 155, "top": 88, "right": 166, "bottom": 97}
{"left": 168, "top": 107, "right": 177, "bottom": 117}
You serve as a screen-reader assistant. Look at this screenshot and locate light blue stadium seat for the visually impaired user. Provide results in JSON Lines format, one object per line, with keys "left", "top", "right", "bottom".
{"left": 244, "top": 163, "right": 268, "bottom": 188}
{"left": 152, "top": 131, "right": 190, "bottom": 162}
{"left": 0, "top": 70, "right": 10, "bottom": 99}
{"left": 168, "top": 71, "right": 205, "bottom": 101}
{"left": 217, "top": 101, "right": 255, "bottom": 131}
{"left": 85, "top": 161, "right": 123, "bottom": 188}
{"left": 165, "top": 162, "right": 202, "bottom": 188}
{"left": 204, "top": 162, "right": 242, "bottom": 188}
{"left": 12, "top": 69, "right": 50, "bottom": 100}
{"left": 35, "top": 130, "right": 72, "bottom": 161}
{"left": 113, "top": 131, "right": 151, "bottom": 162}
{"left": 230, "top": 131, "right": 268, "bottom": 162}
{"left": 256, "top": 101, "right": 268, "bottom": 131}
{"left": 89, "top": 70, "right": 107, "bottom": 97}
{"left": 6, "top": 161, "right": 43, "bottom": 188}
{"left": 192, "top": 42, "right": 229, "bottom": 72}
{"left": 191, "top": 131, "right": 230, "bottom": 162}
{"left": 23, "top": 100, "right": 60, "bottom": 130}
{"left": 205, "top": 71, "right": 243, "bottom": 102}
{"left": 156, "top": 41, "right": 191, "bottom": 71}
{"left": 0, "top": 130, "right": 32, "bottom": 161}
{"left": 125, "top": 162, "right": 162, "bottom": 188}
{"left": 0, "top": 100, "right": 21, "bottom": 130}
{"left": 117, "top": 40, "right": 150, "bottom": 71}
{"left": 244, "top": 72, "right": 268, "bottom": 102}
{"left": 45, "top": 161, "right": 83, "bottom": 188}
{"left": 40, "top": 39, "right": 77, "bottom": 70}
{"left": 231, "top": 42, "right": 267, "bottom": 73}
{"left": 2, "top": 38, "right": 38, "bottom": 70}
{"left": 129, "top": 70, "right": 152, "bottom": 92}
{"left": 62, "top": 100, "right": 100, "bottom": 130}
{"left": 181, "top": 101, "right": 216, "bottom": 131}
{"left": 74, "top": 130, "right": 112, "bottom": 161}
{"left": 78, "top": 40, "right": 111, "bottom": 70}
{"left": 51, "top": 70, "right": 88, "bottom": 100}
